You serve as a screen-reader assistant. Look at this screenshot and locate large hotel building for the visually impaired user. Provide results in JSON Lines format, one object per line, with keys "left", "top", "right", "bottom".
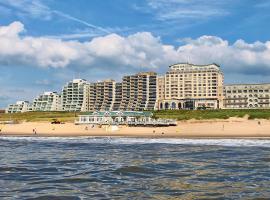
{"left": 158, "top": 63, "right": 224, "bottom": 110}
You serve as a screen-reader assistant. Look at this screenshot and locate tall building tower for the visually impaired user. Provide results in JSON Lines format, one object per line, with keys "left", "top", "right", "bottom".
{"left": 61, "top": 79, "right": 89, "bottom": 112}
{"left": 32, "top": 91, "right": 62, "bottom": 111}
{"left": 112, "top": 82, "right": 122, "bottom": 111}
{"left": 120, "top": 72, "right": 157, "bottom": 111}
{"left": 87, "top": 80, "right": 117, "bottom": 111}
{"left": 159, "top": 63, "right": 224, "bottom": 110}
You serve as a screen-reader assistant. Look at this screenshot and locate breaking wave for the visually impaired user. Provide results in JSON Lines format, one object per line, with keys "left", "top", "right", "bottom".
{"left": 1, "top": 136, "right": 270, "bottom": 147}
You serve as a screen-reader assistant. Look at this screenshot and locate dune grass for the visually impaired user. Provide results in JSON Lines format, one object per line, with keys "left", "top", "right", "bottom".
{"left": 0, "top": 111, "right": 80, "bottom": 123}
{"left": 153, "top": 109, "right": 270, "bottom": 120}
{"left": 1, "top": 109, "right": 270, "bottom": 122}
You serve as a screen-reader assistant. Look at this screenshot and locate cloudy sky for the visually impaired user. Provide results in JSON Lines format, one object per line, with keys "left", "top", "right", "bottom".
{"left": 1, "top": 0, "right": 270, "bottom": 108}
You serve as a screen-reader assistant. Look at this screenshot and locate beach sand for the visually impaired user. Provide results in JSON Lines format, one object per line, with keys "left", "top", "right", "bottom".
{"left": 1, "top": 118, "right": 270, "bottom": 138}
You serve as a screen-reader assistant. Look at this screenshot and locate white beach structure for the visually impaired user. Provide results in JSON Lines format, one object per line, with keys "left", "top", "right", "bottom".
{"left": 75, "top": 111, "right": 177, "bottom": 126}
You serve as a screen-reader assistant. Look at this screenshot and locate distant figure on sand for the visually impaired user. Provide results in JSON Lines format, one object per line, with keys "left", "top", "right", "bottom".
{"left": 258, "top": 121, "right": 261, "bottom": 125}
{"left": 85, "top": 126, "right": 88, "bottom": 131}
{"left": 33, "top": 128, "right": 37, "bottom": 135}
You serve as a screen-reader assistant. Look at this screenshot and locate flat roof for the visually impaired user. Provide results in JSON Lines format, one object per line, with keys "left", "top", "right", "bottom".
{"left": 80, "top": 111, "right": 153, "bottom": 117}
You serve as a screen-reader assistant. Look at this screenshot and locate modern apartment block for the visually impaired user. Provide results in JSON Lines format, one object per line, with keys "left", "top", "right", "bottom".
{"left": 61, "top": 79, "right": 89, "bottom": 112}
{"left": 5, "top": 101, "right": 31, "bottom": 113}
{"left": 112, "top": 82, "right": 122, "bottom": 111}
{"left": 224, "top": 84, "right": 270, "bottom": 109}
{"left": 158, "top": 63, "right": 224, "bottom": 110}
{"left": 32, "top": 91, "right": 62, "bottom": 111}
{"left": 120, "top": 72, "right": 157, "bottom": 111}
{"left": 88, "top": 79, "right": 116, "bottom": 111}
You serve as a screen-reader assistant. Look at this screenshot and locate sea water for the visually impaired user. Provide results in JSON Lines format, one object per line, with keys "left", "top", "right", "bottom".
{"left": 0, "top": 137, "right": 270, "bottom": 199}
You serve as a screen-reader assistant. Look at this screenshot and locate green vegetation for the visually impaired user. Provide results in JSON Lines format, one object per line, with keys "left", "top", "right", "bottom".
{"left": 153, "top": 109, "right": 270, "bottom": 120}
{"left": 1, "top": 110, "right": 270, "bottom": 122}
{"left": 0, "top": 111, "right": 82, "bottom": 123}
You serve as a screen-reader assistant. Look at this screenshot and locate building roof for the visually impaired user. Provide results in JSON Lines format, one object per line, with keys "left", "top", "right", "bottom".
{"left": 80, "top": 111, "right": 153, "bottom": 117}
{"left": 169, "top": 63, "right": 220, "bottom": 68}
{"left": 225, "top": 83, "right": 270, "bottom": 87}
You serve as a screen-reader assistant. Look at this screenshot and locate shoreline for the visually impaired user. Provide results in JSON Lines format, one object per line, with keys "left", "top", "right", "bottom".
{"left": 2, "top": 134, "right": 270, "bottom": 139}
{"left": 1, "top": 118, "right": 270, "bottom": 138}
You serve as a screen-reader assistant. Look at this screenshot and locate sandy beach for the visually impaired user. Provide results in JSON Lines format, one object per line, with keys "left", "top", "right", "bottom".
{"left": 1, "top": 118, "right": 270, "bottom": 138}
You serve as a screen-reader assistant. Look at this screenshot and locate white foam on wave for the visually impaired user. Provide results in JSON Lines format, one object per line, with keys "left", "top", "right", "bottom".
{"left": 1, "top": 136, "right": 270, "bottom": 147}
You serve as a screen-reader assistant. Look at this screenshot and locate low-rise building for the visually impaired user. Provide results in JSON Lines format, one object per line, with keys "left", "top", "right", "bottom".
{"left": 5, "top": 101, "right": 31, "bottom": 113}
{"left": 32, "top": 91, "right": 62, "bottom": 111}
{"left": 224, "top": 83, "right": 270, "bottom": 109}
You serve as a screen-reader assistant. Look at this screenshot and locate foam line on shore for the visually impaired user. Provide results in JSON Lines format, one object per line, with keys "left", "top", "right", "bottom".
{"left": 1, "top": 136, "right": 270, "bottom": 147}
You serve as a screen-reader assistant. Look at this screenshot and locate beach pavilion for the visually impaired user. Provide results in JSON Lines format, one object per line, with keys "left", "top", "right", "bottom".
{"left": 76, "top": 111, "right": 153, "bottom": 125}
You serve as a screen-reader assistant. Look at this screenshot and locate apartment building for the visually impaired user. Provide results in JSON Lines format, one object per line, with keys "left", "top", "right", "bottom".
{"left": 120, "top": 72, "right": 157, "bottom": 111}
{"left": 157, "top": 76, "right": 165, "bottom": 101}
{"left": 158, "top": 63, "right": 224, "bottom": 110}
{"left": 5, "top": 101, "right": 31, "bottom": 113}
{"left": 112, "top": 82, "right": 122, "bottom": 111}
{"left": 88, "top": 79, "right": 116, "bottom": 111}
{"left": 61, "top": 79, "right": 89, "bottom": 112}
{"left": 32, "top": 91, "right": 62, "bottom": 111}
{"left": 224, "top": 84, "right": 270, "bottom": 109}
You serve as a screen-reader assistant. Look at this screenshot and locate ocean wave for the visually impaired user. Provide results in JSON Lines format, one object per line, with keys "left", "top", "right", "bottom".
{"left": 1, "top": 136, "right": 270, "bottom": 147}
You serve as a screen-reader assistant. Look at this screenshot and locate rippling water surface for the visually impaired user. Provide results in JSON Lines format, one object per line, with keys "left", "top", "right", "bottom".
{"left": 1, "top": 137, "right": 270, "bottom": 199}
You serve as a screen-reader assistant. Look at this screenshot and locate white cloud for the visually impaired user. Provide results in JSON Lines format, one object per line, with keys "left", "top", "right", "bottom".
{"left": 140, "top": 0, "right": 231, "bottom": 21}
{"left": 1, "top": 21, "right": 270, "bottom": 76}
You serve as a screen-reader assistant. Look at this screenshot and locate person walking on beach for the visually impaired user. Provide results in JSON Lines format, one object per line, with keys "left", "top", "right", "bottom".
{"left": 33, "top": 128, "right": 37, "bottom": 135}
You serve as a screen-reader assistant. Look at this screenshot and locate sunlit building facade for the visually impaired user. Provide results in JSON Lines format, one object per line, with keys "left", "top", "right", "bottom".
{"left": 158, "top": 63, "right": 224, "bottom": 110}
{"left": 5, "top": 101, "right": 31, "bottom": 113}
{"left": 32, "top": 91, "right": 62, "bottom": 111}
{"left": 61, "top": 79, "right": 89, "bottom": 112}
{"left": 224, "top": 84, "right": 270, "bottom": 109}
{"left": 120, "top": 72, "right": 157, "bottom": 111}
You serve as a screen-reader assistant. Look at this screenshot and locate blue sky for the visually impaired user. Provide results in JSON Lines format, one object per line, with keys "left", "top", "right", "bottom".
{"left": 1, "top": 0, "right": 270, "bottom": 108}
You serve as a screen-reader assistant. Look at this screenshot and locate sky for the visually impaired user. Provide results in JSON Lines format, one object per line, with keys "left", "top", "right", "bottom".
{"left": 1, "top": 0, "right": 270, "bottom": 108}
